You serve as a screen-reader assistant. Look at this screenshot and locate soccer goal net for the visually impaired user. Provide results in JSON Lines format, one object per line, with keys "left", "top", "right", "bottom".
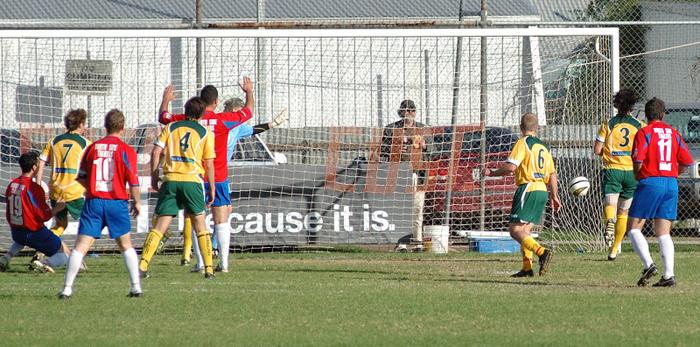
{"left": 0, "top": 28, "right": 618, "bottom": 253}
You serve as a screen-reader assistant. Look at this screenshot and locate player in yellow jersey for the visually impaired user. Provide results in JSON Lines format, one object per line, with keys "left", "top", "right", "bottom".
{"left": 35, "top": 109, "right": 91, "bottom": 237}
{"left": 139, "top": 96, "right": 217, "bottom": 279}
{"left": 593, "top": 89, "right": 644, "bottom": 260}
{"left": 485, "top": 113, "right": 561, "bottom": 277}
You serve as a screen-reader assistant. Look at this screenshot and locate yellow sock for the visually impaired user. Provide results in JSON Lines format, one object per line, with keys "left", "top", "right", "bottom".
{"left": 51, "top": 226, "right": 65, "bottom": 237}
{"left": 521, "top": 236, "right": 545, "bottom": 256}
{"left": 196, "top": 232, "right": 214, "bottom": 274}
{"left": 521, "top": 246, "right": 533, "bottom": 271}
{"left": 139, "top": 229, "right": 164, "bottom": 272}
{"left": 604, "top": 205, "right": 616, "bottom": 222}
{"left": 182, "top": 217, "right": 192, "bottom": 262}
{"left": 611, "top": 214, "right": 628, "bottom": 255}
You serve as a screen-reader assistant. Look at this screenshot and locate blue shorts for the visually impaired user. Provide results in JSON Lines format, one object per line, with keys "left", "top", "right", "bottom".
{"left": 204, "top": 180, "right": 231, "bottom": 207}
{"left": 78, "top": 198, "right": 131, "bottom": 239}
{"left": 11, "top": 226, "right": 62, "bottom": 256}
{"left": 629, "top": 177, "right": 679, "bottom": 220}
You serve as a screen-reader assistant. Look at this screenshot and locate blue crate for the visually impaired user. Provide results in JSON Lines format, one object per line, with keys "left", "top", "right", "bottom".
{"left": 470, "top": 237, "right": 520, "bottom": 254}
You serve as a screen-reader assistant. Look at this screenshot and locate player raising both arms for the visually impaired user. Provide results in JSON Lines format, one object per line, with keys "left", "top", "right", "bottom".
{"left": 0, "top": 152, "right": 70, "bottom": 273}
{"left": 484, "top": 113, "right": 559, "bottom": 277}
{"left": 627, "top": 98, "right": 694, "bottom": 287}
{"left": 59, "top": 110, "right": 143, "bottom": 299}
{"left": 158, "top": 79, "right": 287, "bottom": 273}
{"left": 140, "top": 96, "right": 216, "bottom": 279}
{"left": 594, "top": 89, "right": 644, "bottom": 260}
{"left": 35, "top": 109, "right": 91, "bottom": 237}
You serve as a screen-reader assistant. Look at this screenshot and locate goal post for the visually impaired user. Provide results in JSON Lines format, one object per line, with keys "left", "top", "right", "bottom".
{"left": 0, "top": 28, "right": 619, "bottom": 252}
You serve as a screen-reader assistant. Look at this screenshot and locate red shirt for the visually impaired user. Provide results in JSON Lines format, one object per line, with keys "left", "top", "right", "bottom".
{"left": 632, "top": 120, "right": 694, "bottom": 179}
{"left": 79, "top": 135, "right": 139, "bottom": 200}
{"left": 160, "top": 108, "right": 252, "bottom": 183}
{"left": 5, "top": 176, "right": 52, "bottom": 231}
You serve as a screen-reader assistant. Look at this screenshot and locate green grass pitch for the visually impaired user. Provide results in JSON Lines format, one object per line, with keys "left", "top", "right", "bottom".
{"left": 1, "top": 249, "right": 700, "bottom": 346}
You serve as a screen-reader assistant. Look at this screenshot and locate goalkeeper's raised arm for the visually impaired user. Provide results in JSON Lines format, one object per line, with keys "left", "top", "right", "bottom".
{"left": 223, "top": 97, "right": 288, "bottom": 135}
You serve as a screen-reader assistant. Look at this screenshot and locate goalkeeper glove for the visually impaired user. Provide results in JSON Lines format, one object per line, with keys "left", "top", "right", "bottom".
{"left": 269, "top": 109, "right": 289, "bottom": 128}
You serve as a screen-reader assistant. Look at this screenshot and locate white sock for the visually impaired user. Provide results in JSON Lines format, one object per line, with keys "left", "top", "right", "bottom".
{"left": 46, "top": 251, "right": 68, "bottom": 268}
{"left": 8, "top": 242, "right": 24, "bottom": 258}
{"left": 628, "top": 228, "right": 654, "bottom": 269}
{"left": 192, "top": 231, "right": 203, "bottom": 269}
{"left": 658, "top": 234, "right": 675, "bottom": 279}
{"left": 215, "top": 223, "right": 231, "bottom": 270}
{"left": 62, "top": 250, "right": 85, "bottom": 296}
{"left": 122, "top": 248, "right": 142, "bottom": 293}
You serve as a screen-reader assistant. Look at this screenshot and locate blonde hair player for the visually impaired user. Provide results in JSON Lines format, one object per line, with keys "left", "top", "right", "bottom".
{"left": 484, "top": 113, "right": 560, "bottom": 277}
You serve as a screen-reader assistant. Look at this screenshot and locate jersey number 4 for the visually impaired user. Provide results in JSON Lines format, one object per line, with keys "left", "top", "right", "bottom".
{"left": 179, "top": 132, "right": 191, "bottom": 152}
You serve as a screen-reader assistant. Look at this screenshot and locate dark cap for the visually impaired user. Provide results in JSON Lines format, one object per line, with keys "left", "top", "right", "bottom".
{"left": 398, "top": 99, "right": 416, "bottom": 111}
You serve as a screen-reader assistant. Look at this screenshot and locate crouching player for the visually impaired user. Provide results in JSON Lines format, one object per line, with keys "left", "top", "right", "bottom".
{"left": 484, "top": 113, "right": 560, "bottom": 277}
{"left": 0, "top": 152, "right": 70, "bottom": 273}
{"left": 59, "top": 109, "right": 143, "bottom": 298}
{"left": 627, "top": 98, "right": 694, "bottom": 287}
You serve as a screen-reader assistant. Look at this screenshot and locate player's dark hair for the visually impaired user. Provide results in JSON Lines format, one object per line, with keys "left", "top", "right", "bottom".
{"left": 19, "top": 152, "right": 39, "bottom": 173}
{"left": 185, "top": 96, "right": 206, "bottom": 120}
{"left": 200, "top": 85, "right": 218, "bottom": 106}
{"left": 64, "top": 109, "right": 87, "bottom": 131}
{"left": 104, "top": 109, "right": 125, "bottom": 134}
{"left": 613, "top": 89, "right": 639, "bottom": 115}
{"left": 645, "top": 97, "right": 666, "bottom": 121}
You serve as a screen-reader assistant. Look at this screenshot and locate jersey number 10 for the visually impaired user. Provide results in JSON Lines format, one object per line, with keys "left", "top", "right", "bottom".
{"left": 94, "top": 157, "right": 114, "bottom": 192}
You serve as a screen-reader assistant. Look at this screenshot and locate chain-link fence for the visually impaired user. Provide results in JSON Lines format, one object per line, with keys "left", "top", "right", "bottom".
{"left": 0, "top": 0, "right": 699, "bottom": 252}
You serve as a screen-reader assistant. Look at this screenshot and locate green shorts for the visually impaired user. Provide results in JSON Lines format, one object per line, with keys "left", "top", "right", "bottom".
{"left": 509, "top": 185, "right": 548, "bottom": 224}
{"left": 602, "top": 169, "right": 637, "bottom": 200}
{"left": 155, "top": 181, "right": 206, "bottom": 216}
{"left": 51, "top": 198, "right": 84, "bottom": 220}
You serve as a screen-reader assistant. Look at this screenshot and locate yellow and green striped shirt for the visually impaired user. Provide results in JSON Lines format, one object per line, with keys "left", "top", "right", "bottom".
{"left": 155, "top": 120, "right": 215, "bottom": 183}
{"left": 39, "top": 132, "right": 90, "bottom": 201}
{"left": 506, "top": 136, "right": 556, "bottom": 192}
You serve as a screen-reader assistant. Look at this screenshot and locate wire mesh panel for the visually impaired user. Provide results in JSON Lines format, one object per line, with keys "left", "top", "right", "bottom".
{"left": 0, "top": 28, "right": 618, "bottom": 252}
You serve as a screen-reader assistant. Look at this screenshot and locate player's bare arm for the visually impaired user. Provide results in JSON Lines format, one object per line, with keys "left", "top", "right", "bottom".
{"left": 484, "top": 163, "right": 517, "bottom": 177}
{"left": 150, "top": 145, "right": 163, "bottom": 191}
{"left": 548, "top": 172, "right": 562, "bottom": 212}
{"left": 129, "top": 184, "right": 141, "bottom": 217}
{"left": 593, "top": 140, "right": 603, "bottom": 156}
{"left": 633, "top": 162, "right": 642, "bottom": 180}
{"left": 240, "top": 76, "right": 255, "bottom": 111}
{"left": 159, "top": 84, "right": 176, "bottom": 117}
{"left": 34, "top": 156, "right": 49, "bottom": 183}
{"left": 204, "top": 158, "right": 215, "bottom": 207}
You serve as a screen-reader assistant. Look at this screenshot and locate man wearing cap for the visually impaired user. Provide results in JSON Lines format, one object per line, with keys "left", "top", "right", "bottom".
{"left": 381, "top": 99, "right": 429, "bottom": 252}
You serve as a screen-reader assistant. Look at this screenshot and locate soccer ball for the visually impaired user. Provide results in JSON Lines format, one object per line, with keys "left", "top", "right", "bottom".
{"left": 568, "top": 176, "right": 590, "bottom": 197}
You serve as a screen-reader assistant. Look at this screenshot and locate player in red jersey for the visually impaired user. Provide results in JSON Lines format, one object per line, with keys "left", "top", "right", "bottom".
{"left": 627, "top": 98, "right": 694, "bottom": 287}
{"left": 59, "top": 109, "right": 142, "bottom": 299}
{"left": 158, "top": 78, "right": 287, "bottom": 273}
{"left": 0, "top": 152, "right": 70, "bottom": 273}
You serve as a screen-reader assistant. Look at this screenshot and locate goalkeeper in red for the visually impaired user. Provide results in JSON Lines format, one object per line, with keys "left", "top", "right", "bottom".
{"left": 59, "top": 110, "right": 142, "bottom": 298}
{"left": 627, "top": 98, "right": 694, "bottom": 287}
{"left": 484, "top": 113, "right": 560, "bottom": 277}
